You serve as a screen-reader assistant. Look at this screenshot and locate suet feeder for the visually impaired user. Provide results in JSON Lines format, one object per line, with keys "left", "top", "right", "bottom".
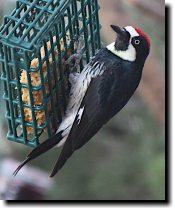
{"left": 0, "top": 0, "right": 101, "bottom": 147}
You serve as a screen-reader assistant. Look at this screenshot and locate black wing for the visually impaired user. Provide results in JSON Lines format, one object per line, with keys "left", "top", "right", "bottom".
{"left": 50, "top": 65, "right": 121, "bottom": 177}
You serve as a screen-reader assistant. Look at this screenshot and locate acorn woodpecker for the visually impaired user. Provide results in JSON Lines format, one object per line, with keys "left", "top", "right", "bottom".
{"left": 13, "top": 25, "right": 150, "bottom": 177}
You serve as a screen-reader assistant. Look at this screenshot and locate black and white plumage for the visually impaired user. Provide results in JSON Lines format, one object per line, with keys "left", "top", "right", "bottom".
{"left": 13, "top": 25, "right": 150, "bottom": 177}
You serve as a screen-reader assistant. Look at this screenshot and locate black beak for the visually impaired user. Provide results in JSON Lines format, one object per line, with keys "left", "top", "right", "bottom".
{"left": 110, "top": 25, "right": 130, "bottom": 51}
{"left": 110, "top": 25, "right": 126, "bottom": 36}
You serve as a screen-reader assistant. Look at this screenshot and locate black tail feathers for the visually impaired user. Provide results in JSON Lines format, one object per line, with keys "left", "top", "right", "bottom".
{"left": 13, "top": 131, "right": 63, "bottom": 177}
{"left": 49, "top": 136, "right": 73, "bottom": 177}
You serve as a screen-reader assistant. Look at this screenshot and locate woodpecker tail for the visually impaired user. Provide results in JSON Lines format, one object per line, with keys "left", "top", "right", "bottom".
{"left": 49, "top": 139, "right": 73, "bottom": 177}
{"left": 13, "top": 131, "right": 63, "bottom": 176}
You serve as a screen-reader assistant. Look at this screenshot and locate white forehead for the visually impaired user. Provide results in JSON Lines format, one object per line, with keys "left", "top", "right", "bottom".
{"left": 125, "top": 26, "right": 139, "bottom": 38}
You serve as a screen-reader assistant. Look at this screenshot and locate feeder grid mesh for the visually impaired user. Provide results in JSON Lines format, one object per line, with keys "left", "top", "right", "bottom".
{"left": 0, "top": 0, "right": 101, "bottom": 147}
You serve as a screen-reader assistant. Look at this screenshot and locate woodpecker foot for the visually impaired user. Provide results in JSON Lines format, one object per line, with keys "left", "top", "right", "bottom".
{"left": 74, "top": 35, "right": 85, "bottom": 55}
{"left": 65, "top": 53, "right": 82, "bottom": 72}
{"left": 69, "top": 72, "right": 80, "bottom": 85}
{"left": 65, "top": 35, "right": 85, "bottom": 72}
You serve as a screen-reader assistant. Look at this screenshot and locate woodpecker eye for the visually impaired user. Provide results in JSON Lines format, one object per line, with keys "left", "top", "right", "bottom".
{"left": 134, "top": 39, "right": 140, "bottom": 45}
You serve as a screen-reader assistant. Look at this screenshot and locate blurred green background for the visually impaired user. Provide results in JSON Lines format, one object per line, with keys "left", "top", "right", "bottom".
{"left": 0, "top": 0, "right": 165, "bottom": 200}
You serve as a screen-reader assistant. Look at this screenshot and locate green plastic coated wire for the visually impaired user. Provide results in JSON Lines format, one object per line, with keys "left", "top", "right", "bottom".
{"left": 0, "top": 0, "right": 101, "bottom": 147}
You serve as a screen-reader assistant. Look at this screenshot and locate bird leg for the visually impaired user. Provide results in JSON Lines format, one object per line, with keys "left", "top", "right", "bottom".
{"left": 65, "top": 35, "right": 85, "bottom": 72}
{"left": 69, "top": 72, "right": 80, "bottom": 84}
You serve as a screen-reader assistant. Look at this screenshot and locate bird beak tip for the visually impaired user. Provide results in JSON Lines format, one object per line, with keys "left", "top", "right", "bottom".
{"left": 110, "top": 25, "right": 125, "bottom": 35}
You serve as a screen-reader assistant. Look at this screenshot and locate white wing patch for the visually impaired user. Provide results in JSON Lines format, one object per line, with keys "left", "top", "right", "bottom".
{"left": 77, "top": 106, "right": 85, "bottom": 124}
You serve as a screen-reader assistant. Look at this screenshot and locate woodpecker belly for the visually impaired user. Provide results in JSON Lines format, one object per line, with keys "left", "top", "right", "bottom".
{"left": 56, "top": 72, "right": 88, "bottom": 147}
{"left": 56, "top": 58, "right": 105, "bottom": 147}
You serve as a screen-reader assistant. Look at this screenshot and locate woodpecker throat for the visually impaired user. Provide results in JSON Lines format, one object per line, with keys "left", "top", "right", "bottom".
{"left": 107, "top": 42, "right": 136, "bottom": 62}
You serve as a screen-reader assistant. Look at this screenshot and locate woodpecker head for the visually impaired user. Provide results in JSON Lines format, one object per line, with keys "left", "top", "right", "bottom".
{"left": 108, "top": 25, "right": 150, "bottom": 62}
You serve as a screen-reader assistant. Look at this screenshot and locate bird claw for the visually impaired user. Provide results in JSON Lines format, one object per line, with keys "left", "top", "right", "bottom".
{"left": 74, "top": 35, "right": 85, "bottom": 54}
{"left": 64, "top": 35, "right": 85, "bottom": 72}
{"left": 64, "top": 53, "right": 81, "bottom": 72}
{"left": 69, "top": 72, "right": 80, "bottom": 84}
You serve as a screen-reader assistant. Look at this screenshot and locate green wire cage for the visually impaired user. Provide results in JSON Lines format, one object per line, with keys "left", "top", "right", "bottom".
{"left": 0, "top": 0, "right": 101, "bottom": 147}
